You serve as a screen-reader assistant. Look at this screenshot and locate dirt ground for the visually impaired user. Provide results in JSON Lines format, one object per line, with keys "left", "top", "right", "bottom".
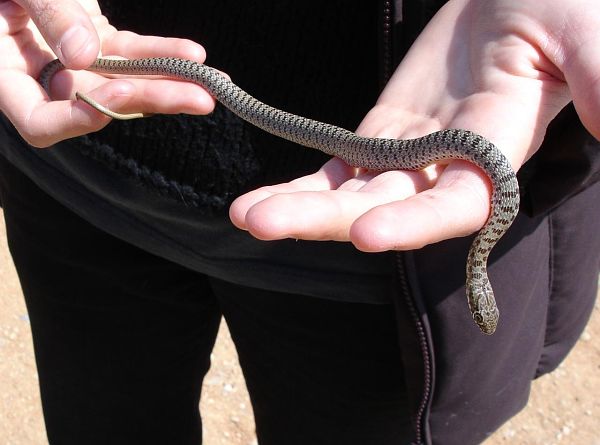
{"left": 1, "top": 213, "right": 598, "bottom": 445}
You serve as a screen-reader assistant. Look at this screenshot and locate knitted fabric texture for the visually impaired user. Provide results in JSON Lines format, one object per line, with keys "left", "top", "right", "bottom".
{"left": 73, "top": 0, "right": 381, "bottom": 213}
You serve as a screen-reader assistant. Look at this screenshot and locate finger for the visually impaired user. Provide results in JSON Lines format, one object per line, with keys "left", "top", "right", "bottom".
{"left": 350, "top": 161, "right": 491, "bottom": 252}
{"left": 14, "top": 0, "right": 100, "bottom": 68}
{"left": 48, "top": 68, "right": 216, "bottom": 116}
{"left": 0, "top": 70, "right": 137, "bottom": 147}
{"left": 555, "top": 11, "right": 600, "bottom": 140}
{"left": 102, "top": 32, "right": 207, "bottom": 63}
{"left": 237, "top": 190, "right": 404, "bottom": 242}
{"left": 230, "top": 165, "right": 433, "bottom": 241}
{"left": 102, "top": 77, "right": 216, "bottom": 115}
{"left": 229, "top": 158, "right": 356, "bottom": 229}
{"left": 0, "top": 1, "right": 29, "bottom": 35}
{"left": 48, "top": 33, "right": 218, "bottom": 115}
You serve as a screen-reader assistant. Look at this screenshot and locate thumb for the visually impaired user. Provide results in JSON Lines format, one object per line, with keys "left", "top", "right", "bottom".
{"left": 556, "top": 12, "right": 600, "bottom": 140}
{"left": 14, "top": 0, "right": 100, "bottom": 68}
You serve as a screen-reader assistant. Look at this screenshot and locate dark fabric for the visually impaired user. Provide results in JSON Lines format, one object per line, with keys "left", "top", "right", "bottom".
{"left": 0, "top": 117, "right": 396, "bottom": 305}
{"left": 0, "top": 0, "right": 396, "bottom": 305}
{"left": 77, "top": 0, "right": 381, "bottom": 212}
{"left": 390, "top": 3, "right": 600, "bottom": 443}
{"left": 0, "top": 155, "right": 412, "bottom": 445}
{"left": 397, "top": 180, "right": 600, "bottom": 445}
{"left": 519, "top": 104, "right": 600, "bottom": 215}
{"left": 0, "top": 0, "right": 598, "bottom": 444}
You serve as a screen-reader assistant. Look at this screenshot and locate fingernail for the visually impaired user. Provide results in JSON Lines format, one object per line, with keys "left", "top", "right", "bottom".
{"left": 57, "top": 25, "right": 93, "bottom": 63}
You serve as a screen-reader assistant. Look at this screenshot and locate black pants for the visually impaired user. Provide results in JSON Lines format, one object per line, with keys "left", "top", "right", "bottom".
{"left": 0, "top": 157, "right": 411, "bottom": 444}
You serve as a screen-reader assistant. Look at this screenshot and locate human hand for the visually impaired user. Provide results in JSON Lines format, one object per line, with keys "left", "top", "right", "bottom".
{"left": 0, "top": 0, "right": 216, "bottom": 147}
{"left": 230, "top": 0, "right": 599, "bottom": 252}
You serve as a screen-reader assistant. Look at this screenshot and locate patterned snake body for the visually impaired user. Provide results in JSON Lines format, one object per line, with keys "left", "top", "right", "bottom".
{"left": 40, "top": 57, "right": 520, "bottom": 335}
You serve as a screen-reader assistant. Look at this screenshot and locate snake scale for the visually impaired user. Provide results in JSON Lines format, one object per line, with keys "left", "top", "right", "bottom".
{"left": 40, "top": 57, "right": 520, "bottom": 335}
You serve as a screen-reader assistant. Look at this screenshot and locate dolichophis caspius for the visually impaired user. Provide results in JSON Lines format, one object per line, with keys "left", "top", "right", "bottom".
{"left": 40, "top": 57, "right": 520, "bottom": 335}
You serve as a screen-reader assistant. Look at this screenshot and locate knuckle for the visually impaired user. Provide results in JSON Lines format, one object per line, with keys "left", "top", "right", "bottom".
{"left": 24, "top": 133, "right": 53, "bottom": 148}
{"left": 21, "top": 116, "right": 56, "bottom": 148}
{"left": 171, "top": 38, "right": 206, "bottom": 61}
{"left": 23, "top": 125, "right": 55, "bottom": 147}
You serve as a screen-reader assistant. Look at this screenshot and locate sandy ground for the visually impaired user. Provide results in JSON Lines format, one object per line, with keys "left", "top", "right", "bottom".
{"left": 0, "top": 212, "right": 598, "bottom": 445}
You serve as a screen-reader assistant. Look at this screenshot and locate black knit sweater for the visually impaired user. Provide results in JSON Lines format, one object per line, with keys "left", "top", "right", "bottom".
{"left": 75, "top": 0, "right": 382, "bottom": 212}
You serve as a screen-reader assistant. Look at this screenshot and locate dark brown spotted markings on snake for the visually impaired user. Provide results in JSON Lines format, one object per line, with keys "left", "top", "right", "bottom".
{"left": 40, "top": 58, "right": 521, "bottom": 335}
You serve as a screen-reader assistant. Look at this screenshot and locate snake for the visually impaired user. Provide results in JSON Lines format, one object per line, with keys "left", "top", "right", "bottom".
{"left": 39, "top": 57, "right": 520, "bottom": 335}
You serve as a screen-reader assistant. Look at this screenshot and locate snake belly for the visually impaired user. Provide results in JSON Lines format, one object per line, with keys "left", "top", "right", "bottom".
{"left": 39, "top": 57, "right": 521, "bottom": 334}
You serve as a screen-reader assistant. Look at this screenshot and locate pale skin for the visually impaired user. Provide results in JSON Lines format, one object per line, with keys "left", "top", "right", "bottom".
{"left": 1, "top": 0, "right": 599, "bottom": 253}
{"left": 0, "top": 0, "right": 216, "bottom": 146}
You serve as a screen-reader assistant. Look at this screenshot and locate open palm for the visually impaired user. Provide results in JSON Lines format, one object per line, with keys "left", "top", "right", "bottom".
{"left": 230, "top": 0, "right": 599, "bottom": 252}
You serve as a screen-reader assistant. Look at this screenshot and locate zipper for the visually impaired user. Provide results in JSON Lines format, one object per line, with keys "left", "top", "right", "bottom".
{"left": 381, "top": 0, "right": 394, "bottom": 83}
{"left": 380, "top": 2, "right": 434, "bottom": 443}
{"left": 396, "top": 253, "right": 433, "bottom": 445}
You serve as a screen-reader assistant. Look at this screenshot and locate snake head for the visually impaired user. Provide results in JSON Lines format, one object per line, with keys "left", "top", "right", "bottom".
{"left": 467, "top": 279, "right": 500, "bottom": 335}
